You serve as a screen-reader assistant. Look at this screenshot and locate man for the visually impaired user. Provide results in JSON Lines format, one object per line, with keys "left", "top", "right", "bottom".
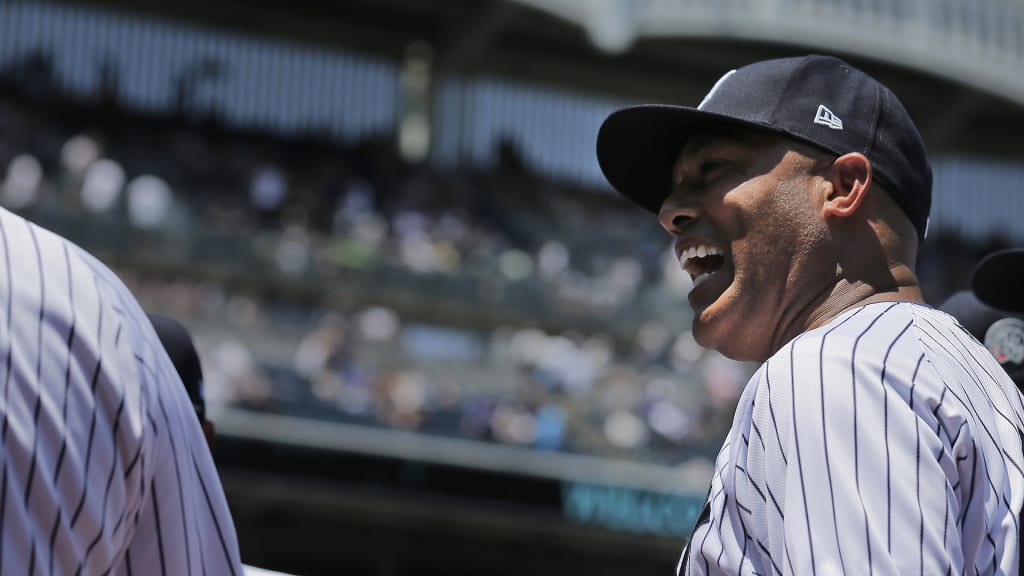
{"left": 939, "top": 254, "right": 1024, "bottom": 388}
{"left": 0, "top": 205, "right": 243, "bottom": 574}
{"left": 597, "top": 54, "right": 1024, "bottom": 574}
{"left": 148, "top": 313, "right": 215, "bottom": 445}
{"left": 148, "top": 313, "right": 296, "bottom": 576}
{"left": 973, "top": 248, "right": 1024, "bottom": 313}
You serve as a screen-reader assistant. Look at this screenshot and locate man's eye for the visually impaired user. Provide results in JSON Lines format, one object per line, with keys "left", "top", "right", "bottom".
{"left": 700, "top": 161, "right": 731, "bottom": 179}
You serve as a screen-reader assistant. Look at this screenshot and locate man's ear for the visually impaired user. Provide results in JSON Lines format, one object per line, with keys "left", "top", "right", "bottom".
{"left": 823, "top": 152, "right": 872, "bottom": 220}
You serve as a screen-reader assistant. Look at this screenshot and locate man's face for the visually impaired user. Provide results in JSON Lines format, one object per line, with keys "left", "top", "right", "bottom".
{"left": 661, "top": 130, "right": 830, "bottom": 362}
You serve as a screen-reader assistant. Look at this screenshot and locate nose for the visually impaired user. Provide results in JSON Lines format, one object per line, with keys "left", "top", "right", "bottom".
{"left": 658, "top": 199, "right": 699, "bottom": 235}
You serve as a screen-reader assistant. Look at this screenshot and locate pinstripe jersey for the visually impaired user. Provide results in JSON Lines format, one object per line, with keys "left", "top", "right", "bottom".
{"left": 0, "top": 207, "right": 243, "bottom": 575}
{"left": 680, "top": 301, "right": 1024, "bottom": 576}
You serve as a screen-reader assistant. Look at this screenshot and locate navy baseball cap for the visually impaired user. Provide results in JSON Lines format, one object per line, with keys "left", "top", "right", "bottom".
{"left": 597, "top": 54, "right": 933, "bottom": 240}
{"left": 972, "top": 248, "right": 1024, "bottom": 313}
{"left": 939, "top": 290, "right": 1024, "bottom": 386}
{"left": 148, "top": 313, "right": 206, "bottom": 420}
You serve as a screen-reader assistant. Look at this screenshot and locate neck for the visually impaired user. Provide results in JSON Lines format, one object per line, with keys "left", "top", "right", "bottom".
{"left": 769, "top": 261, "right": 923, "bottom": 355}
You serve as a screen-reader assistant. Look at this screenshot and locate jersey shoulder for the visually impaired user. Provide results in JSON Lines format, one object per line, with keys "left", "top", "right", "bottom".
{"left": 791, "top": 301, "right": 932, "bottom": 353}
{"left": 754, "top": 302, "right": 949, "bottom": 412}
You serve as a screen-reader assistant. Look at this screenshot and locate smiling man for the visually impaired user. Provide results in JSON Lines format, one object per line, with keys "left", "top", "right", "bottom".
{"left": 597, "top": 55, "right": 1024, "bottom": 575}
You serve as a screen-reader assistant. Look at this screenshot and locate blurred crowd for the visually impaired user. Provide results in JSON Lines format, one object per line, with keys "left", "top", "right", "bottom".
{"left": 0, "top": 55, "right": 670, "bottom": 319}
{"left": 126, "top": 277, "right": 744, "bottom": 465}
{"left": 0, "top": 66, "right": 737, "bottom": 467}
{"left": 0, "top": 59, "right": 1009, "bottom": 468}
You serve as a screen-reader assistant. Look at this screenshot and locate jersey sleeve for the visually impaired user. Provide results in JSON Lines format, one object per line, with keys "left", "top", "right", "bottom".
{"left": 94, "top": 258, "right": 243, "bottom": 576}
{"left": 0, "top": 210, "right": 243, "bottom": 576}
{"left": 739, "top": 338, "right": 964, "bottom": 575}
{"left": 0, "top": 216, "right": 154, "bottom": 575}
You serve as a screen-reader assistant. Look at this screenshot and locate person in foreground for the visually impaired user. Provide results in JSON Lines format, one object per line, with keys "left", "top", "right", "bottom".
{"left": 597, "top": 54, "right": 1024, "bottom": 575}
{"left": 0, "top": 204, "right": 243, "bottom": 575}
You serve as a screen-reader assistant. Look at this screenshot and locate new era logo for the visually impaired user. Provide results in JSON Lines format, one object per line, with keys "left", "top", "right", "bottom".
{"left": 814, "top": 105, "right": 843, "bottom": 130}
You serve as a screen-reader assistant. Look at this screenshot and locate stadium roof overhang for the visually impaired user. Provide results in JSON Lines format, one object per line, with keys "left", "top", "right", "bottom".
{"left": 72, "top": 0, "right": 1024, "bottom": 159}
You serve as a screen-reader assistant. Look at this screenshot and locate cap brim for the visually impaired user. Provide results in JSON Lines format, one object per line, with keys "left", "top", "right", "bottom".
{"left": 972, "top": 249, "right": 1024, "bottom": 313}
{"left": 596, "top": 105, "right": 772, "bottom": 213}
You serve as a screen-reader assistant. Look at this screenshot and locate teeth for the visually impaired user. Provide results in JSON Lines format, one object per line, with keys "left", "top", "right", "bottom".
{"left": 678, "top": 245, "right": 720, "bottom": 262}
{"left": 678, "top": 244, "right": 720, "bottom": 264}
{"left": 678, "top": 243, "right": 723, "bottom": 282}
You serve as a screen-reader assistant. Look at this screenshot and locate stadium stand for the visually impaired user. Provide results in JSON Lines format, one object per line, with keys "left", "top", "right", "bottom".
{"left": 0, "top": 0, "right": 1021, "bottom": 574}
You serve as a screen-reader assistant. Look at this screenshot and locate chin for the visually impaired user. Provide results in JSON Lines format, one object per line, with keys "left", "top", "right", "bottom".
{"left": 692, "top": 316, "right": 766, "bottom": 363}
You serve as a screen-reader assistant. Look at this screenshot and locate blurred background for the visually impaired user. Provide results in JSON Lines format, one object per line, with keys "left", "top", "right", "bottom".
{"left": 0, "top": 0, "right": 1022, "bottom": 574}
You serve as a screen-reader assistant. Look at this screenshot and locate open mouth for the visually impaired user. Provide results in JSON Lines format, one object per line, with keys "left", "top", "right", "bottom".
{"left": 679, "top": 244, "right": 725, "bottom": 289}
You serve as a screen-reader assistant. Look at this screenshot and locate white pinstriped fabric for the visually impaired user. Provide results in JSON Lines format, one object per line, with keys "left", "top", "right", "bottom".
{"left": 680, "top": 302, "right": 1024, "bottom": 575}
{"left": 0, "top": 207, "right": 243, "bottom": 575}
